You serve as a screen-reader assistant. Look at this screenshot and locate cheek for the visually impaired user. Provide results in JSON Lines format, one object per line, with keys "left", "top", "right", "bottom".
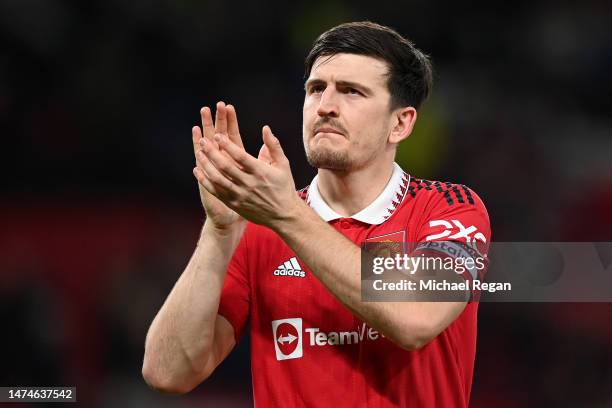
{"left": 303, "top": 96, "right": 318, "bottom": 114}
{"left": 302, "top": 101, "right": 315, "bottom": 126}
{"left": 351, "top": 117, "right": 388, "bottom": 150}
{"left": 302, "top": 110, "right": 313, "bottom": 145}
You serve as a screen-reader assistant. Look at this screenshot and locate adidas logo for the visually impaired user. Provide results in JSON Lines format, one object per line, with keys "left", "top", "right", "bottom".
{"left": 273, "top": 257, "right": 306, "bottom": 278}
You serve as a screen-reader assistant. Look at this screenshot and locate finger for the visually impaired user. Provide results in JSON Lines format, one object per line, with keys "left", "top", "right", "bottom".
{"left": 262, "top": 126, "right": 287, "bottom": 164}
{"left": 192, "top": 126, "right": 203, "bottom": 157}
{"left": 193, "top": 166, "right": 220, "bottom": 197}
{"left": 257, "top": 144, "right": 272, "bottom": 163}
{"left": 193, "top": 125, "right": 221, "bottom": 163}
{"left": 214, "top": 133, "right": 259, "bottom": 174}
{"left": 214, "top": 101, "right": 228, "bottom": 135}
{"left": 196, "top": 149, "right": 237, "bottom": 193}
{"left": 202, "top": 136, "right": 252, "bottom": 182}
{"left": 200, "top": 106, "right": 215, "bottom": 141}
{"left": 226, "top": 104, "right": 245, "bottom": 149}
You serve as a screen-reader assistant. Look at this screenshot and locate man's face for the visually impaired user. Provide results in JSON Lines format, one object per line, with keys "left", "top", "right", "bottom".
{"left": 303, "top": 53, "right": 395, "bottom": 171}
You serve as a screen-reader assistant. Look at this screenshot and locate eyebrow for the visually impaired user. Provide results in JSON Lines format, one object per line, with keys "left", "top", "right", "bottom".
{"left": 304, "top": 78, "right": 374, "bottom": 96}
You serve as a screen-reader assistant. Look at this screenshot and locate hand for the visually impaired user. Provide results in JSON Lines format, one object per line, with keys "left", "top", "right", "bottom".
{"left": 195, "top": 124, "right": 301, "bottom": 229}
{"left": 192, "top": 102, "right": 247, "bottom": 231}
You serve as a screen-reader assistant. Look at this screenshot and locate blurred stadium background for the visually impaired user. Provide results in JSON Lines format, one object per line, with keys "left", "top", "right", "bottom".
{"left": 1, "top": 0, "right": 611, "bottom": 406}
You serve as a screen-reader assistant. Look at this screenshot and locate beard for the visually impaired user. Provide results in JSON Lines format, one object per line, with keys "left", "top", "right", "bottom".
{"left": 304, "top": 142, "right": 351, "bottom": 171}
{"left": 304, "top": 117, "right": 353, "bottom": 170}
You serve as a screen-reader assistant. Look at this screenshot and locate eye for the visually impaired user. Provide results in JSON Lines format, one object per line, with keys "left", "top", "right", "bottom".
{"left": 310, "top": 85, "right": 325, "bottom": 93}
{"left": 345, "top": 87, "right": 363, "bottom": 96}
{"left": 309, "top": 85, "right": 325, "bottom": 94}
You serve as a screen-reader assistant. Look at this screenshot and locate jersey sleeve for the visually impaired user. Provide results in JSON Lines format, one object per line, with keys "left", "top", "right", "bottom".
{"left": 413, "top": 186, "right": 491, "bottom": 287}
{"left": 217, "top": 225, "right": 251, "bottom": 342}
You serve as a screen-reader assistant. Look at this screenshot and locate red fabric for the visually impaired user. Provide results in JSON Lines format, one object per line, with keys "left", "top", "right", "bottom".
{"left": 218, "top": 178, "right": 490, "bottom": 407}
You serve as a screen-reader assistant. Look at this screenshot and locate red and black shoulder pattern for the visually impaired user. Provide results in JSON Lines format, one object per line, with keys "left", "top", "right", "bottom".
{"left": 408, "top": 177, "right": 476, "bottom": 207}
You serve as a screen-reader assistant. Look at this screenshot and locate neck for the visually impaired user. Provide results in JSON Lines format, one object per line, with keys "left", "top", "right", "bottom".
{"left": 316, "top": 160, "right": 395, "bottom": 217}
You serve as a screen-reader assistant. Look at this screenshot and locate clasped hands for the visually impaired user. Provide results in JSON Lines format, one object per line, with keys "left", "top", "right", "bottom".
{"left": 192, "top": 102, "right": 301, "bottom": 229}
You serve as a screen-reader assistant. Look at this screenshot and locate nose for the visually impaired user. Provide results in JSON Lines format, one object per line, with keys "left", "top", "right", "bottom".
{"left": 316, "top": 88, "right": 339, "bottom": 118}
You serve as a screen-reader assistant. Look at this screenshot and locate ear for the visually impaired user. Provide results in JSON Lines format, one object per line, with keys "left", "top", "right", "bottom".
{"left": 388, "top": 106, "right": 417, "bottom": 144}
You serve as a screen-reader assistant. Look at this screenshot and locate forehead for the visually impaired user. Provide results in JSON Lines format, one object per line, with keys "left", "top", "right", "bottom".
{"left": 308, "top": 53, "right": 389, "bottom": 89}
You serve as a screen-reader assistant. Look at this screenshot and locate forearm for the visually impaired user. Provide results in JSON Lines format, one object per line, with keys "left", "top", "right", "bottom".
{"left": 143, "top": 220, "right": 244, "bottom": 390}
{"left": 274, "top": 201, "right": 463, "bottom": 350}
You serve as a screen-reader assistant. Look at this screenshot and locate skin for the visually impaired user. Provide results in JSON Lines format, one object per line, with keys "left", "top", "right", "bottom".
{"left": 142, "top": 53, "right": 467, "bottom": 394}
{"left": 303, "top": 54, "right": 416, "bottom": 215}
{"left": 142, "top": 103, "right": 246, "bottom": 394}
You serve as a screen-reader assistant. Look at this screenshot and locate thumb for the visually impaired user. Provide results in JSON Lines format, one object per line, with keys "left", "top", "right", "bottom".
{"left": 262, "top": 125, "right": 286, "bottom": 164}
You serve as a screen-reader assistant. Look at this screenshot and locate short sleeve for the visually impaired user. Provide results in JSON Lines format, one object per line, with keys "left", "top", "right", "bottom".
{"left": 217, "top": 226, "right": 251, "bottom": 342}
{"left": 413, "top": 187, "right": 491, "bottom": 284}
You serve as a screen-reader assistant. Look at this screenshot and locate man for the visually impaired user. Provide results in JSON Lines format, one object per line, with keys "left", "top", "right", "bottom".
{"left": 143, "top": 21, "right": 490, "bottom": 407}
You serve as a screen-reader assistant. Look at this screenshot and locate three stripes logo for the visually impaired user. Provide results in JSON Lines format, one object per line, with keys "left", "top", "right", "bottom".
{"left": 273, "top": 257, "right": 306, "bottom": 278}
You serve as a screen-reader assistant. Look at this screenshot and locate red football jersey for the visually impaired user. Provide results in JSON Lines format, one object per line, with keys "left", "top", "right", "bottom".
{"left": 218, "top": 163, "right": 491, "bottom": 407}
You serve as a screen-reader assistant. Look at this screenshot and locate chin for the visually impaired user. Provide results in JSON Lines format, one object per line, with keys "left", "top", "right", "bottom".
{"left": 305, "top": 146, "right": 351, "bottom": 171}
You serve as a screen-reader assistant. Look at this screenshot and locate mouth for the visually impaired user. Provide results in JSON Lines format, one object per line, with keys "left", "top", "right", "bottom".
{"left": 314, "top": 127, "right": 344, "bottom": 138}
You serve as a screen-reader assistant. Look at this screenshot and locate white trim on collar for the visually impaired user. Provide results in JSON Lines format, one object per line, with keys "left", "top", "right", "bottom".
{"left": 306, "top": 162, "right": 411, "bottom": 225}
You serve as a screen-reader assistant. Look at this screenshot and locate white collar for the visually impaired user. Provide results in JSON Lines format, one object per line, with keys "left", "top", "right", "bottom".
{"left": 305, "top": 162, "right": 411, "bottom": 225}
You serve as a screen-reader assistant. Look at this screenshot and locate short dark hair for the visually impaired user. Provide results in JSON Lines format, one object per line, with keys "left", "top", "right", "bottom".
{"left": 304, "top": 21, "right": 433, "bottom": 110}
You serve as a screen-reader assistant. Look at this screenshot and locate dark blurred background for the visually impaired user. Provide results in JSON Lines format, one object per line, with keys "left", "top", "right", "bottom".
{"left": 1, "top": 0, "right": 611, "bottom": 406}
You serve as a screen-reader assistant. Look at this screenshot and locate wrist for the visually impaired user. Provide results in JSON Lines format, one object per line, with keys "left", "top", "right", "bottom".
{"left": 201, "top": 218, "right": 246, "bottom": 242}
{"left": 269, "top": 196, "right": 311, "bottom": 237}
